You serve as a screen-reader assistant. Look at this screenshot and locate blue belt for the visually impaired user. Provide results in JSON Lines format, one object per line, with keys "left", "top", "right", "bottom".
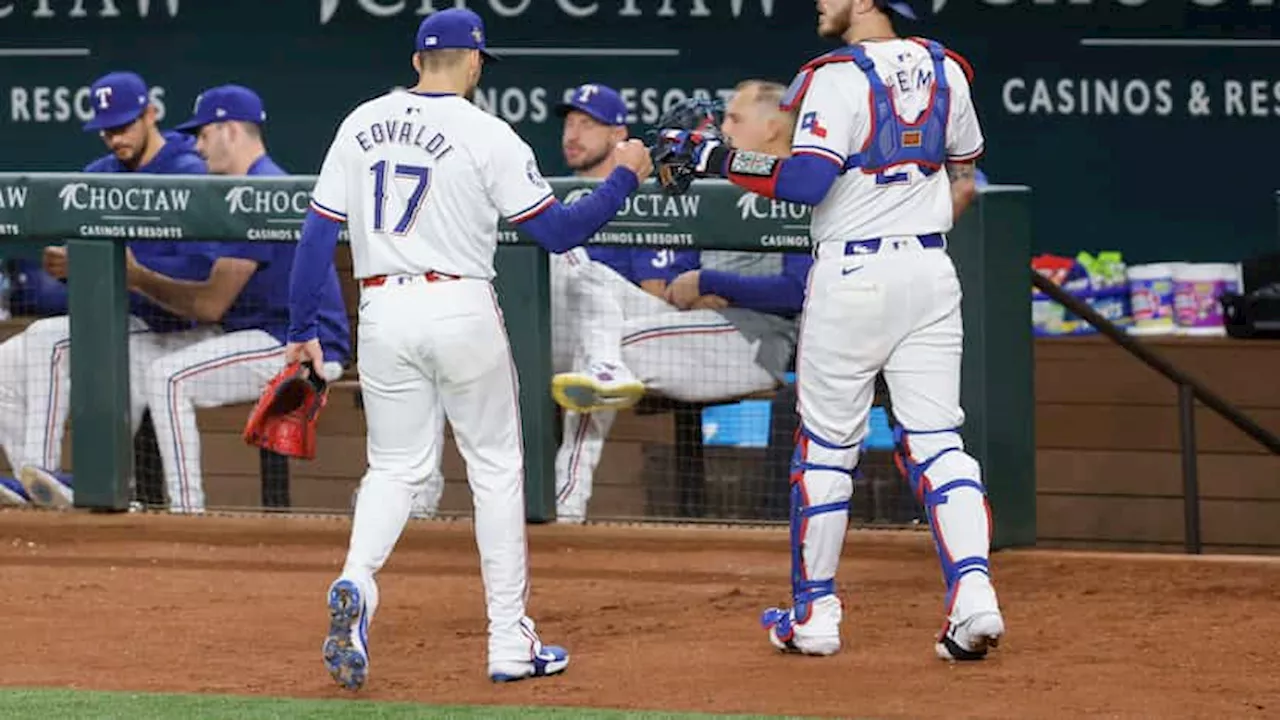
{"left": 841, "top": 233, "right": 946, "bottom": 256}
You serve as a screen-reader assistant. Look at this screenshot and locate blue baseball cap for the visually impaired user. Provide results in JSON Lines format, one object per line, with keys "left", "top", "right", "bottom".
{"left": 174, "top": 85, "right": 267, "bottom": 133}
{"left": 875, "top": 0, "right": 918, "bottom": 19}
{"left": 415, "top": 8, "right": 500, "bottom": 61}
{"left": 556, "top": 83, "right": 628, "bottom": 127}
{"left": 83, "top": 71, "right": 150, "bottom": 132}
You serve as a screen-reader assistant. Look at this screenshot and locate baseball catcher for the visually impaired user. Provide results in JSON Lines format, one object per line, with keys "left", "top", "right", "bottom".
{"left": 242, "top": 361, "right": 329, "bottom": 460}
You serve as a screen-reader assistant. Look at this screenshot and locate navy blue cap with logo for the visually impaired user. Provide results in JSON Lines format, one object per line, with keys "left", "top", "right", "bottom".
{"left": 83, "top": 70, "right": 150, "bottom": 132}
{"left": 875, "top": 0, "right": 918, "bottom": 19}
{"left": 175, "top": 84, "right": 268, "bottom": 133}
{"left": 415, "top": 8, "right": 500, "bottom": 62}
{"left": 556, "top": 83, "right": 628, "bottom": 127}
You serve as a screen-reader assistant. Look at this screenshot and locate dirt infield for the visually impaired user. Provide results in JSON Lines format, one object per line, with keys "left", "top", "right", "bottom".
{"left": 1, "top": 510, "right": 1277, "bottom": 719}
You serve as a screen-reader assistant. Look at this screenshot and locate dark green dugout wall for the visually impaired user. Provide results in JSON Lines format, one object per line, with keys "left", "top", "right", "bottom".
{"left": 0, "top": 173, "right": 1035, "bottom": 547}
{"left": 1, "top": 1, "right": 1277, "bottom": 264}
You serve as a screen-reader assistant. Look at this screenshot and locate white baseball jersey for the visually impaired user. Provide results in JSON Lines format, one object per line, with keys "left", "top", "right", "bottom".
{"left": 309, "top": 90, "right": 555, "bottom": 279}
{"left": 791, "top": 39, "right": 984, "bottom": 243}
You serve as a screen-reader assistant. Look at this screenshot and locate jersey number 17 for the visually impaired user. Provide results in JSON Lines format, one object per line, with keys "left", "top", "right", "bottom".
{"left": 370, "top": 160, "right": 431, "bottom": 235}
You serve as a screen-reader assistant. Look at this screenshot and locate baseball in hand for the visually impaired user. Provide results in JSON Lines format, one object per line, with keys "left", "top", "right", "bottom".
{"left": 615, "top": 139, "right": 654, "bottom": 183}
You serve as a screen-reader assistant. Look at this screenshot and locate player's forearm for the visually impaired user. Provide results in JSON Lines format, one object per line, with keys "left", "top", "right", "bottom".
{"left": 129, "top": 264, "right": 220, "bottom": 323}
{"left": 948, "top": 163, "right": 978, "bottom": 220}
{"left": 707, "top": 148, "right": 840, "bottom": 206}
{"left": 517, "top": 167, "right": 639, "bottom": 253}
{"left": 638, "top": 279, "right": 668, "bottom": 297}
{"left": 288, "top": 208, "right": 342, "bottom": 343}
{"left": 699, "top": 270, "right": 805, "bottom": 315}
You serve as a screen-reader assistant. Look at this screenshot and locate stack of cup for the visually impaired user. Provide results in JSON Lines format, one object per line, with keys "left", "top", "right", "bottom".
{"left": 1172, "top": 263, "right": 1243, "bottom": 336}
{"left": 1126, "top": 263, "right": 1179, "bottom": 335}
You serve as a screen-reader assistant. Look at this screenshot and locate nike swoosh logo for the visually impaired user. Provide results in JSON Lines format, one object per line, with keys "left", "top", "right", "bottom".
{"left": 841, "top": 266, "right": 864, "bottom": 276}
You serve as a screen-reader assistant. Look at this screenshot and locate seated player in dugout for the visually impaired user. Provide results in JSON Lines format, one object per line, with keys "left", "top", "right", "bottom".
{"left": 19, "top": 85, "right": 353, "bottom": 514}
{"left": 548, "top": 80, "right": 813, "bottom": 524}
{"left": 548, "top": 82, "right": 696, "bottom": 383}
{"left": 407, "top": 81, "right": 692, "bottom": 521}
{"left": 0, "top": 70, "right": 220, "bottom": 508}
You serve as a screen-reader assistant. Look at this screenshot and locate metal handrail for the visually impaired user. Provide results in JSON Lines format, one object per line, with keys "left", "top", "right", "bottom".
{"left": 1031, "top": 271, "right": 1280, "bottom": 554}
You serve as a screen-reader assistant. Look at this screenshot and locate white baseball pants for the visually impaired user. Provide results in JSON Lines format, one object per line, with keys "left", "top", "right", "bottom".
{"left": 412, "top": 247, "right": 648, "bottom": 518}
{"left": 0, "top": 314, "right": 215, "bottom": 476}
{"left": 551, "top": 256, "right": 775, "bottom": 519}
{"left": 793, "top": 240, "right": 996, "bottom": 624}
{"left": 145, "top": 329, "right": 344, "bottom": 514}
{"left": 337, "top": 275, "right": 548, "bottom": 666}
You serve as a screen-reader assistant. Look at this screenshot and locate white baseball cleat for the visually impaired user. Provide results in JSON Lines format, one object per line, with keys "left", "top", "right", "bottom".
{"left": 488, "top": 618, "right": 570, "bottom": 683}
{"left": 551, "top": 361, "right": 644, "bottom": 413}
{"left": 0, "top": 477, "right": 30, "bottom": 505}
{"left": 18, "top": 467, "right": 73, "bottom": 508}
{"left": 935, "top": 610, "right": 1005, "bottom": 661}
{"left": 760, "top": 594, "right": 843, "bottom": 656}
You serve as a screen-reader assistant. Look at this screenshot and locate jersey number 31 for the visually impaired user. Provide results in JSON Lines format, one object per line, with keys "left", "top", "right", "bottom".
{"left": 370, "top": 160, "right": 431, "bottom": 235}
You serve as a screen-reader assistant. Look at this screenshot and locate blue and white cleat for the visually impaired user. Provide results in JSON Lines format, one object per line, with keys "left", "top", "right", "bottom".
{"left": 489, "top": 644, "right": 570, "bottom": 683}
{"left": 0, "top": 476, "right": 30, "bottom": 505}
{"left": 760, "top": 596, "right": 842, "bottom": 656}
{"left": 322, "top": 579, "right": 370, "bottom": 690}
{"left": 18, "top": 467, "right": 73, "bottom": 508}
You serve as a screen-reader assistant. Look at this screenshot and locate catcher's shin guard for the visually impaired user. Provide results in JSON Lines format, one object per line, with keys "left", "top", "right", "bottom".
{"left": 761, "top": 426, "right": 856, "bottom": 654}
{"left": 893, "top": 426, "right": 995, "bottom": 616}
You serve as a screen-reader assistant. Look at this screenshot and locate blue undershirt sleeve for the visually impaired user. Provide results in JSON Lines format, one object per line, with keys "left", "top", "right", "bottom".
{"left": 515, "top": 167, "right": 638, "bottom": 253}
{"left": 287, "top": 209, "right": 342, "bottom": 343}
{"left": 699, "top": 252, "right": 814, "bottom": 315}
{"left": 771, "top": 154, "right": 842, "bottom": 207}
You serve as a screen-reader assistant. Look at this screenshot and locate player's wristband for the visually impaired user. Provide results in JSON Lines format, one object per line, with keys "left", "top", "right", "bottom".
{"left": 704, "top": 145, "right": 732, "bottom": 177}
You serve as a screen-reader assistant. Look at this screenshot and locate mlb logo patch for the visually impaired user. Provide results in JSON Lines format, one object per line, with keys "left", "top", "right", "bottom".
{"left": 901, "top": 130, "right": 922, "bottom": 148}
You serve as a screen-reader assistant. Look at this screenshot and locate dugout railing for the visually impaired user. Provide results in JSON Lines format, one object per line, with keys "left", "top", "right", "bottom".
{"left": 1031, "top": 273, "right": 1280, "bottom": 555}
{"left": 0, "top": 173, "right": 1036, "bottom": 549}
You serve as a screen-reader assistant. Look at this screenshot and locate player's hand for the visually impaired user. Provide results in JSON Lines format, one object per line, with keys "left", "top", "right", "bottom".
{"left": 614, "top": 139, "right": 654, "bottom": 184}
{"left": 285, "top": 338, "right": 325, "bottom": 374}
{"left": 664, "top": 270, "right": 702, "bottom": 309}
{"left": 42, "top": 246, "right": 68, "bottom": 280}
{"left": 123, "top": 247, "right": 141, "bottom": 288}
{"left": 690, "top": 294, "right": 730, "bottom": 310}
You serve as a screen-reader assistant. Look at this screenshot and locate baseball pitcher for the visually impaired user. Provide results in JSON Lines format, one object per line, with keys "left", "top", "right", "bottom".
{"left": 653, "top": 0, "right": 1004, "bottom": 661}
{"left": 284, "top": 9, "right": 652, "bottom": 689}
{"left": 410, "top": 82, "right": 692, "bottom": 524}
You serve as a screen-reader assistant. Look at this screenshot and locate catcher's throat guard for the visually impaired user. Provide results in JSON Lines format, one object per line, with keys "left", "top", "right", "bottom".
{"left": 242, "top": 361, "right": 330, "bottom": 460}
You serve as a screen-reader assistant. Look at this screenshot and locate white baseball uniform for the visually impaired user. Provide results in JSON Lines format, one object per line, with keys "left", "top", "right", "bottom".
{"left": 413, "top": 244, "right": 687, "bottom": 521}
{"left": 761, "top": 37, "right": 1002, "bottom": 657}
{"left": 141, "top": 154, "right": 352, "bottom": 515}
{"left": 308, "top": 89, "right": 568, "bottom": 669}
{"left": 551, "top": 250, "right": 796, "bottom": 522}
{"left": 0, "top": 315, "right": 215, "bottom": 479}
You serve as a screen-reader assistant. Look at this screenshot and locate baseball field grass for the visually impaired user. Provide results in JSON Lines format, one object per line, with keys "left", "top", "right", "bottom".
{"left": 0, "top": 689, "right": 807, "bottom": 720}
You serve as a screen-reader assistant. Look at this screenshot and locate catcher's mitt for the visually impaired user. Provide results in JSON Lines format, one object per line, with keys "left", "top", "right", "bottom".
{"left": 648, "top": 97, "right": 727, "bottom": 196}
{"left": 242, "top": 361, "right": 329, "bottom": 460}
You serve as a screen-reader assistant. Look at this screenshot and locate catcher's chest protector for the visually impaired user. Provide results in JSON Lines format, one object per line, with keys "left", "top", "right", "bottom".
{"left": 782, "top": 39, "right": 953, "bottom": 178}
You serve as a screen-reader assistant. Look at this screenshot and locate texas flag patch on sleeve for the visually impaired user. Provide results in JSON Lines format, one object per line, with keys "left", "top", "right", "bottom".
{"left": 800, "top": 111, "right": 828, "bottom": 139}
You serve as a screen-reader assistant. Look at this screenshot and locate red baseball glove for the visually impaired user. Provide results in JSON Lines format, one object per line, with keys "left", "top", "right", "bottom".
{"left": 242, "top": 361, "right": 329, "bottom": 460}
